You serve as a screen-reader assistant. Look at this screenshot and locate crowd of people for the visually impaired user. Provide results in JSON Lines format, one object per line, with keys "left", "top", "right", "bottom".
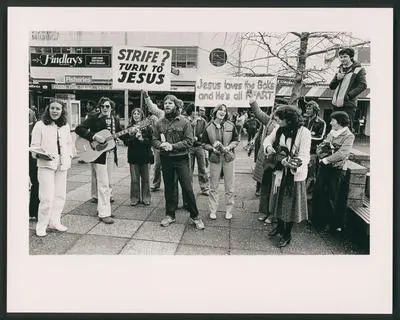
{"left": 28, "top": 47, "right": 366, "bottom": 248}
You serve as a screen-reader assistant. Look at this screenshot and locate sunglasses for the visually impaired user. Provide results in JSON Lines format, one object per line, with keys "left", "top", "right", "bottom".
{"left": 101, "top": 104, "right": 111, "bottom": 109}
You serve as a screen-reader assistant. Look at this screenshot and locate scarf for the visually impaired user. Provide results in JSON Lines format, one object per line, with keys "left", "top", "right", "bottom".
{"left": 329, "top": 126, "right": 347, "bottom": 138}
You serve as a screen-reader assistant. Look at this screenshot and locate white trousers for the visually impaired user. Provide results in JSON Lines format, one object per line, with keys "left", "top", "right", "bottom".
{"left": 36, "top": 167, "right": 68, "bottom": 234}
{"left": 95, "top": 157, "right": 112, "bottom": 218}
{"left": 209, "top": 159, "right": 235, "bottom": 215}
{"left": 91, "top": 151, "right": 114, "bottom": 199}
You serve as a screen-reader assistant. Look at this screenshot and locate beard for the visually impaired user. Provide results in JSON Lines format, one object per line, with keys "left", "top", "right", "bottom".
{"left": 165, "top": 107, "right": 179, "bottom": 120}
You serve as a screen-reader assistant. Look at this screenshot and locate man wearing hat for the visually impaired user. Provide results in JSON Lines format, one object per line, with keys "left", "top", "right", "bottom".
{"left": 329, "top": 47, "right": 367, "bottom": 130}
{"left": 303, "top": 100, "right": 326, "bottom": 201}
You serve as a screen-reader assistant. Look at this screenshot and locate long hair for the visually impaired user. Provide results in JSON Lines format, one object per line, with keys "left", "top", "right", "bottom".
{"left": 97, "top": 97, "right": 116, "bottom": 111}
{"left": 211, "top": 104, "right": 229, "bottom": 122}
{"left": 273, "top": 105, "right": 303, "bottom": 152}
{"left": 41, "top": 100, "right": 68, "bottom": 127}
{"left": 129, "top": 108, "right": 144, "bottom": 126}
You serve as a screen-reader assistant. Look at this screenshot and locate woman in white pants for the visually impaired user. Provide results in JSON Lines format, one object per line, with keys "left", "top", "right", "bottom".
{"left": 30, "top": 101, "right": 73, "bottom": 237}
{"left": 202, "top": 104, "right": 240, "bottom": 220}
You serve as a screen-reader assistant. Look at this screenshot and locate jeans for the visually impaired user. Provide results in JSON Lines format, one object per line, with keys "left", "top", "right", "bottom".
{"left": 36, "top": 166, "right": 67, "bottom": 234}
{"left": 130, "top": 163, "right": 151, "bottom": 204}
{"left": 151, "top": 148, "right": 162, "bottom": 189}
{"left": 91, "top": 151, "right": 114, "bottom": 199}
{"left": 209, "top": 159, "right": 235, "bottom": 215}
{"left": 160, "top": 155, "right": 199, "bottom": 219}
{"left": 190, "top": 146, "right": 210, "bottom": 192}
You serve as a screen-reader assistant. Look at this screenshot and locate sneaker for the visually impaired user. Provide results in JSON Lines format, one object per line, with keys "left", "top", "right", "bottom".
{"left": 151, "top": 187, "right": 160, "bottom": 192}
{"left": 264, "top": 217, "right": 274, "bottom": 224}
{"left": 257, "top": 214, "right": 268, "bottom": 222}
{"left": 99, "top": 216, "right": 114, "bottom": 224}
{"left": 91, "top": 197, "right": 98, "bottom": 203}
{"left": 255, "top": 191, "right": 260, "bottom": 197}
{"left": 110, "top": 197, "right": 115, "bottom": 203}
{"left": 36, "top": 230, "right": 47, "bottom": 237}
{"left": 191, "top": 217, "right": 205, "bottom": 230}
{"left": 209, "top": 213, "right": 217, "bottom": 220}
{"left": 48, "top": 224, "right": 68, "bottom": 232}
{"left": 201, "top": 190, "right": 210, "bottom": 196}
{"left": 29, "top": 216, "right": 37, "bottom": 221}
{"left": 143, "top": 201, "right": 151, "bottom": 206}
{"left": 160, "top": 216, "right": 176, "bottom": 227}
{"left": 130, "top": 201, "right": 139, "bottom": 206}
{"left": 225, "top": 212, "right": 233, "bottom": 220}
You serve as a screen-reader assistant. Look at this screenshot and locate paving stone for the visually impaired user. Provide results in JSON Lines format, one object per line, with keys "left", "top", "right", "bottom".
{"left": 112, "top": 205, "right": 154, "bottom": 220}
{"left": 318, "top": 230, "right": 369, "bottom": 255}
{"left": 147, "top": 207, "right": 189, "bottom": 225}
{"left": 280, "top": 232, "right": 334, "bottom": 255}
{"left": 243, "top": 200, "right": 260, "bottom": 213}
{"left": 65, "top": 234, "right": 129, "bottom": 255}
{"left": 120, "top": 239, "right": 178, "bottom": 255}
{"left": 68, "top": 201, "right": 98, "bottom": 217}
{"left": 88, "top": 219, "right": 143, "bottom": 238}
{"left": 29, "top": 220, "right": 36, "bottom": 230}
{"left": 61, "top": 215, "right": 100, "bottom": 234}
{"left": 175, "top": 244, "right": 229, "bottom": 255}
{"left": 230, "top": 228, "right": 281, "bottom": 254}
{"left": 292, "top": 221, "right": 315, "bottom": 234}
{"left": 67, "top": 181, "right": 88, "bottom": 192}
{"left": 68, "top": 174, "right": 91, "bottom": 183}
{"left": 230, "top": 211, "right": 265, "bottom": 230}
{"left": 198, "top": 210, "right": 230, "bottom": 228}
{"left": 67, "top": 184, "right": 92, "bottom": 201}
{"left": 30, "top": 230, "right": 82, "bottom": 255}
{"left": 133, "top": 221, "right": 186, "bottom": 243}
{"left": 181, "top": 225, "right": 229, "bottom": 248}
{"left": 62, "top": 200, "right": 85, "bottom": 214}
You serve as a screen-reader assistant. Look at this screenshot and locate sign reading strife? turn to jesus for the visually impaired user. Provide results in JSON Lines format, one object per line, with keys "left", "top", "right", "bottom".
{"left": 195, "top": 76, "right": 278, "bottom": 107}
{"left": 112, "top": 46, "right": 172, "bottom": 91}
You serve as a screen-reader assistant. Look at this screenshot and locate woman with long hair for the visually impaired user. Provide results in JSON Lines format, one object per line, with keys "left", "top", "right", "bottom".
{"left": 30, "top": 100, "right": 73, "bottom": 237}
{"left": 202, "top": 104, "right": 240, "bottom": 220}
{"left": 122, "top": 108, "right": 153, "bottom": 206}
{"left": 312, "top": 111, "right": 355, "bottom": 232}
{"left": 263, "top": 106, "right": 311, "bottom": 247}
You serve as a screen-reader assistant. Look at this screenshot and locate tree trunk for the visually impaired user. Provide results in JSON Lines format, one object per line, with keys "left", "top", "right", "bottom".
{"left": 289, "top": 32, "right": 309, "bottom": 105}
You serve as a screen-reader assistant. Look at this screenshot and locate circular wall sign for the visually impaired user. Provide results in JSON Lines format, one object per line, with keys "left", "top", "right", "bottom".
{"left": 209, "top": 48, "right": 228, "bottom": 67}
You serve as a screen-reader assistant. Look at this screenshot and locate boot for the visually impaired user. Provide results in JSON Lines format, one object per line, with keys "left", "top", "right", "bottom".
{"left": 278, "top": 222, "right": 293, "bottom": 247}
{"left": 268, "top": 219, "right": 283, "bottom": 237}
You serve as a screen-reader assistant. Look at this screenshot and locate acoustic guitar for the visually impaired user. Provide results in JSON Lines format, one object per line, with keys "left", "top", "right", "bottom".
{"left": 75, "top": 118, "right": 151, "bottom": 163}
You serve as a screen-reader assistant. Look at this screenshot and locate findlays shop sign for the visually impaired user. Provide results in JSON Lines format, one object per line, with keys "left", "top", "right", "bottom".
{"left": 195, "top": 76, "right": 278, "bottom": 107}
{"left": 112, "top": 46, "right": 172, "bottom": 91}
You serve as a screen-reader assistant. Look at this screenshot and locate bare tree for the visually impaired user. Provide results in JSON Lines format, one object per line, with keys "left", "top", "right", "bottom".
{"left": 226, "top": 32, "right": 370, "bottom": 104}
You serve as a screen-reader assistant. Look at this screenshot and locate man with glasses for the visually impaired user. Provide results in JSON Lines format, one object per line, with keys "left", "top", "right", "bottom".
{"left": 75, "top": 97, "right": 121, "bottom": 224}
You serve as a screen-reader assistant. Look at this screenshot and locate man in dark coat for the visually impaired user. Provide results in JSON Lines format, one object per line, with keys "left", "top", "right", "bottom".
{"left": 329, "top": 47, "right": 367, "bottom": 130}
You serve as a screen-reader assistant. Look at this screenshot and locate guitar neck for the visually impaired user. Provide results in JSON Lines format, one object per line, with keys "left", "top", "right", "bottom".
{"left": 104, "top": 121, "right": 149, "bottom": 143}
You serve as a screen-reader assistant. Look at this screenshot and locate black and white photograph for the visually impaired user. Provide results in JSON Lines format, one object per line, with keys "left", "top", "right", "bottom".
{"left": 7, "top": 7, "right": 393, "bottom": 315}
{"left": 27, "top": 30, "right": 372, "bottom": 255}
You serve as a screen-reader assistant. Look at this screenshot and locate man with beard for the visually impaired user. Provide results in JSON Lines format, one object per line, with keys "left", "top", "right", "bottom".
{"left": 152, "top": 94, "right": 205, "bottom": 230}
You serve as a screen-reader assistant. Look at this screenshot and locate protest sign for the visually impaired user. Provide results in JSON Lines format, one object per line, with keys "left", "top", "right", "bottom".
{"left": 195, "top": 76, "right": 278, "bottom": 107}
{"left": 112, "top": 46, "right": 172, "bottom": 91}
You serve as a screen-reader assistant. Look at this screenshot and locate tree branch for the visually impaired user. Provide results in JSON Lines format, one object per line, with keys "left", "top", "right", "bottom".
{"left": 291, "top": 32, "right": 301, "bottom": 37}
{"left": 306, "top": 41, "right": 371, "bottom": 57}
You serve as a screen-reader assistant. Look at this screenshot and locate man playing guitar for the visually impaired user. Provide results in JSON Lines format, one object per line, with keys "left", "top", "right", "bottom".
{"left": 75, "top": 97, "right": 121, "bottom": 224}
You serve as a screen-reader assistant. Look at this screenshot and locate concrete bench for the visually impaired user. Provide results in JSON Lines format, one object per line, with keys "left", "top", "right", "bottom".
{"left": 345, "top": 160, "right": 368, "bottom": 208}
{"left": 348, "top": 197, "right": 370, "bottom": 235}
{"left": 349, "top": 149, "right": 370, "bottom": 170}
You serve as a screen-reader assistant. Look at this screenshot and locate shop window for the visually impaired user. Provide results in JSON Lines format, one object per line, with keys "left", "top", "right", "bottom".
{"left": 61, "top": 47, "right": 71, "bottom": 53}
{"left": 101, "top": 47, "right": 112, "bottom": 53}
{"left": 209, "top": 48, "right": 228, "bottom": 67}
{"left": 52, "top": 47, "right": 61, "bottom": 53}
{"left": 43, "top": 47, "right": 52, "bottom": 54}
{"left": 92, "top": 47, "right": 102, "bottom": 54}
{"left": 82, "top": 47, "right": 91, "bottom": 54}
{"left": 75, "top": 47, "right": 83, "bottom": 53}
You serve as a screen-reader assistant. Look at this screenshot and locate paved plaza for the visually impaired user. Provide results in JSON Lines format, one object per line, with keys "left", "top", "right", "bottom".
{"left": 29, "top": 138, "right": 369, "bottom": 255}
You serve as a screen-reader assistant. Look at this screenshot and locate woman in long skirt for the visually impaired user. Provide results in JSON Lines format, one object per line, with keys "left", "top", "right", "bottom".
{"left": 263, "top": 106, "right": 311, "bottom": 247}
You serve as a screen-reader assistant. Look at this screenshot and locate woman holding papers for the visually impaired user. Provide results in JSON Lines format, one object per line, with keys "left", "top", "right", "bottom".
{"left": 30, "top": 101, "right": 73, "bottom": 237}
